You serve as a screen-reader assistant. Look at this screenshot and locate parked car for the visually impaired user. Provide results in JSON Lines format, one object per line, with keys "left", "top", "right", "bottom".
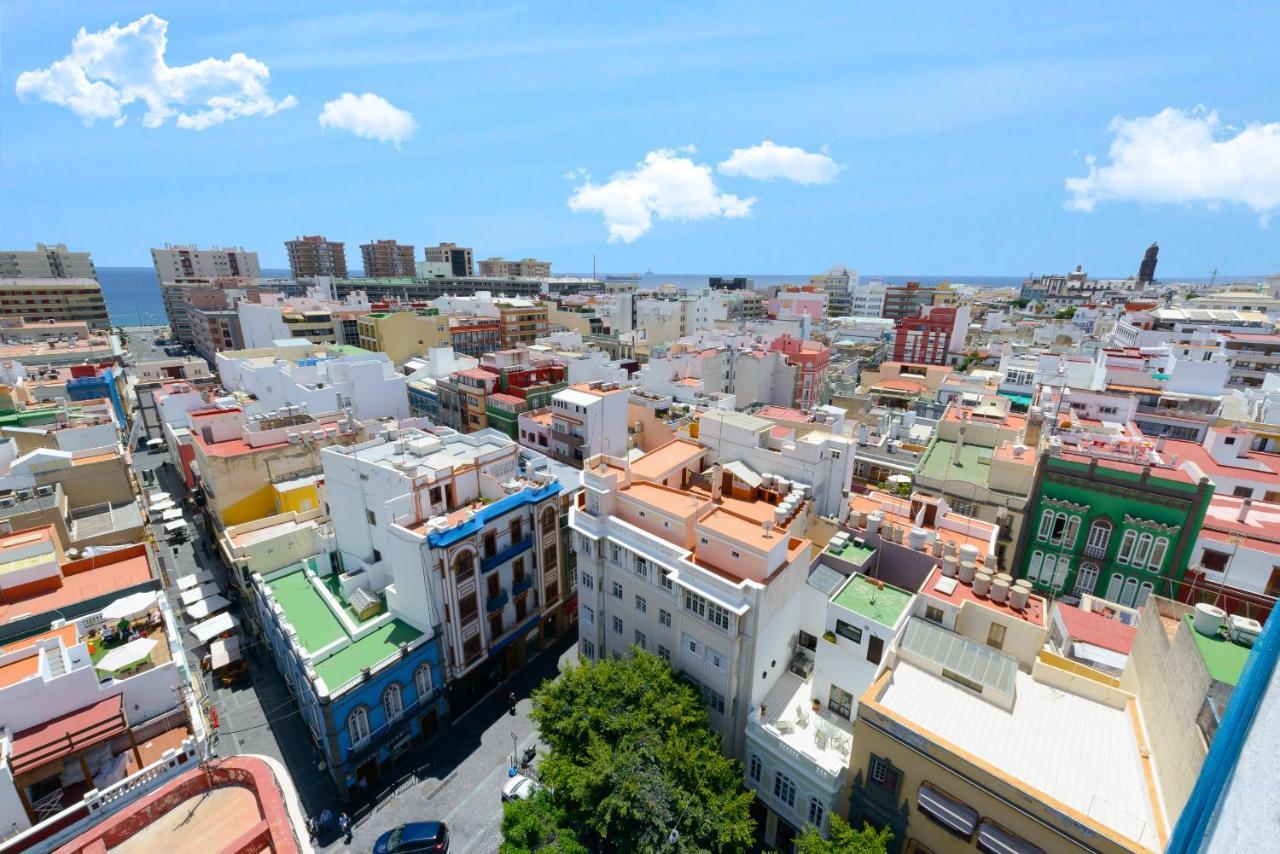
{"left": 501, "top": 774, "right": 543, "bottom": 802}
{"left": 373, "top": 821, "right": 449, "bottom": 853}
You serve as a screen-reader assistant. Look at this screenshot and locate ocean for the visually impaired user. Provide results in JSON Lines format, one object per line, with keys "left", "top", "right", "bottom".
{"left": 98, "top": 267, "right": 1035, "bottom": 328}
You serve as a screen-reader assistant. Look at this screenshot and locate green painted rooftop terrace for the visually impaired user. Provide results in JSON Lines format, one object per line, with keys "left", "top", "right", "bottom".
{"left": 826, "top": 541, "right": 875, "bottom": 566}
{"left": 267, "top": 565, "right": 423, "bottom": 690}
{"left": 1184, "top": 614, "right": 1251, "bottom": 687}
{"left": 917, "top": 439, "right": 993, "bottom": 484}
{"left": 832, "top": 574, "right": 913, "bottom": 627}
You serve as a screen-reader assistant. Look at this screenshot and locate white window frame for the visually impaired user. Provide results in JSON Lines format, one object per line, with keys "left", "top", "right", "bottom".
{"left": 384, "top": 683, "right": 404, "bottom": 723}
{"left": 414, "top": 663, "right": 433, "bottom": 700}
{"left": 348, "top": 707, "right": 370, "bottom": 746}
{"left": 1117, "top": 530, "right": 1137, "bottom": 564}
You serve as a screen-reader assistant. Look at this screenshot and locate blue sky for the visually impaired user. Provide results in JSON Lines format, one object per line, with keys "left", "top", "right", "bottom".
{"left": 2, "top": 2, "right": 1278, "bottom": 277}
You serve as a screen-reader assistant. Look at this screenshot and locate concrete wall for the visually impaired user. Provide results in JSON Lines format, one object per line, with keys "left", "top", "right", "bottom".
{"left": 1121, "top": 598, "right": 1210, "bottom": 821}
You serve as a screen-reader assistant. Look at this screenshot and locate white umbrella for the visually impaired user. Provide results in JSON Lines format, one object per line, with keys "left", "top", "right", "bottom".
{"left": 95, "top": 637, "right": 157, "bottom": 673}
{"left": 887, "top": 474, "right": 912, "bottom": 484}
{"left": 185, "top": 595, "right": 230, "bottom": 621}
{"left": 100, "top": 591, "right": 158, "bottom": 622}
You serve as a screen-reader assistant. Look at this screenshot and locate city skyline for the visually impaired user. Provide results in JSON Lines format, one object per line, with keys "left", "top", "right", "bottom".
{"left": 2, "top": 3, "right": 1278, "bottom": 276}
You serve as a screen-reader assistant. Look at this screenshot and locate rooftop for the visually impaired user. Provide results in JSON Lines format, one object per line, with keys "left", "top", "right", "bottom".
{"left": 832, "top": 574, "right": 912, "bottom": 627}
{"left": 0, "top": 542, "right": 154, "bottom": 624}
{"left": 1184, "top": 614, "right": 1251, "bottom": 686}
{"left": 921, "top": 565, "right": 1046, "bottom": 626}
{"left": 873, "top": 659, "right": 1162, "bottom": 851}
{"left": 917, "top": 438, "right": 996, "bottom": 485}
{"left": 628, "top": 438, "right": 705, "bottom": 482}
{"left": 754, "top": 670, "right": 853, "bottom": 776}
{"left": 1057, "top": 603, "right": 1137, "bottom": 655}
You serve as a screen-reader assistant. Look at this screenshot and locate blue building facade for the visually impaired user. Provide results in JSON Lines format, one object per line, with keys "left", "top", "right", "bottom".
{"left": 66, "top": 365, "right": 128, "bottom": 427}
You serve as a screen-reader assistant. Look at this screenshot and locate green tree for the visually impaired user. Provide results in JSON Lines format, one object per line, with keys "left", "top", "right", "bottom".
{"left": 500, "top": 789, "right": 588, "bottom": 854}
{"left": 1053, "top": 306, "right": 1077, "bottom": 319}
{"left": 794, "top": 814, "right": 892, "bottom": 854}
{"left": 530, "top": 651, "right": 756, "bottom": 853}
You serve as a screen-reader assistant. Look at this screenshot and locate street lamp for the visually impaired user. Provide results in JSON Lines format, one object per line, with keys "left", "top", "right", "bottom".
{"left": 510, "top": 731, "right": 518, "bottom": 776}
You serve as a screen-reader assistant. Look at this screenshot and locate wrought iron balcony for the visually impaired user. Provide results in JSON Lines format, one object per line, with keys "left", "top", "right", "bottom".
{"left": 486, "top": 588, "right": 509, "bottom": 614}
{"left": 481, "top": 536, "right": 532, "bottom": 573}
{"left": 513, "top": 576, "right": 534, "bottom": 596}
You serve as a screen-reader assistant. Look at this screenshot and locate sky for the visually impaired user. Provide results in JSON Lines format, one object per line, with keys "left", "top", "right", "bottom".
{"left": 2, "top": 2, "right": 1278, "bottom": 277}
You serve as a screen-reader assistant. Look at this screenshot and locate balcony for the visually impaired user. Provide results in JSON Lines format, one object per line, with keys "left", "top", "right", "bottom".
{"left": 552, "top": 427, "right": 585, "bottom": 446}
{"left": 746, "top": 671, "right": 853, "bottom": 782}
{"left": 1083, "top": 543, "right": 1108, "bottom": 559}
{"left": 513, "top": 575, "right": 534, "bottom": 596}
{"left": 482, "top": 535, "right": 533, "bottom": 573}
{"left": 486, "top": 588, "right": 509, "bottom": 614}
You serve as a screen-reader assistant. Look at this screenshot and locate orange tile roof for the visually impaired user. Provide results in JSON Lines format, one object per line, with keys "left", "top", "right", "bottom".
{"left": 629, "top": 439, "right": 705, "bottom": 482}
{"left": 0, "top": 547, "right": 153, "bottom": 623}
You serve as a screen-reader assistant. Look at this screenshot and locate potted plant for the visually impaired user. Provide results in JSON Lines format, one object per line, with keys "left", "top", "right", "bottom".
{"left": 811, "top": 697, "right": 822, "bottom": 712}
{"left": 823, "top": 630, "right": 837, "bottom": 643}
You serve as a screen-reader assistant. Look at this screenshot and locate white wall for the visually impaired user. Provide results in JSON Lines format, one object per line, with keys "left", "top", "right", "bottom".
{"left": 238, "top": 302, "right": 290, "bottom": 349}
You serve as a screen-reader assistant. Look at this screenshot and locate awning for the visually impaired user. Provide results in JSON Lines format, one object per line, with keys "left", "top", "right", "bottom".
{"left": 95, "top": 637, "right": 157, "bottom": 673}
{"left": 146, "top": 492, "right": 171, "bottom": 505}
{"left": 1070, "top": 641, "right": 1129, "bottom": 672}
{"left": 148, "top": 499, "right": 176, "bottom": 513}
{"left": 180, "top": 583, "right": 221, "bottom": 606}
{"left": 490, "top": 615, "right": 541, "bottom": 655}
{"left": 176, "top": 570, "right": 216, "bottom": 590}
{"left": 100, "top": 590, "right": 158, "bottom": 621}
{"left": 190, "top": 612, "right": 239, "bottom": 644}
{"left": 163, "top": 520, "right": 188, "bottom": 533}
{"left": 10, "top": 695, "right": 126, "bottom": 775}
{"left": 210, "top": 636, "right": 241, "bottom": 669}
{"left": 722, "top": 460, "right": 762, "bottom": 489}
{"left": 977, "top": 819, "right": 1045, "bottom": 854}
{"left": 186, "top": 595, "right": 230, "bottom": 621}
{"left": 146, "top": 438, "right": 165, "bottom": 447}
{"left": 918, "top": 784, "right": 979, "bottom": 838}
{"left": 998, "top": 391, "right": 1033, "bottom": 407}
{"left": 161, "top": 508, "right": 184, "bottom": 522}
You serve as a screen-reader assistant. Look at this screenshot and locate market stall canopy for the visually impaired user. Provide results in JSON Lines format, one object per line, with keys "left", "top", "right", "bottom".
{"left": 176, "top": 570, "right": 216, "bottom": 590}
{"left": 161, "top": 508, "right": 184, "bottom": 522}
{"left": 186, "top": 595, "right": 230, "bottom": 621}
{"left": 100, "top": 590, "right": 158, "bottom": 622}
{"left": 190, "top": 612, "right": 239, "bottom": 644}
{"left": 210, "top": 636, "right": 241, "bottom": 669}
{"left": 95, "top": 637, "right": 157, "bottom": 673}
{"left": 180, "top": 583, "right": 221, "bottom": 606}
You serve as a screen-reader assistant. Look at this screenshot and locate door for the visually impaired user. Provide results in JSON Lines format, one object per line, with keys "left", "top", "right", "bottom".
{"left": 1074, "top": 563, "right": 1100, "bottom": 597}
{"left": 418, "top": 710, "right": 439, "bottom": 743}
{"left": 1104, "top": 573, "right": 1123, "bottom": 602}
{"left": 355, "top": 758, "right": 379, "bottom": 793}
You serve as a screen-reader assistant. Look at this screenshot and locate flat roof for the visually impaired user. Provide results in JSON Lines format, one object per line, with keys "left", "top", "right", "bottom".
{"left": 917, "top": 439, "right": 994, "bottom": 485}
{"left": 0, "top": 548, "right": 153, "bottom": 624}
{"left": 1184, "top": 614, "right": 1250, "bottom": 686}
{"left": 832, "top": 574, "right": 911, "bottom": 626}
{"left": 266, "top": 569, "right": 347, "bottom": 651}
{"left": 628, "top": 439, "right": 705, "bottom": 482}
{"left": 922, "top": 565, "right": 1046, "bottom": 626}
{"left": 875, "top": 660, "right": 1161, "bottom": 851}
{"left": 621, "top": 481, "right": 705, "bottom": 517}
{"left": 314, "top": 619, "right": 423, "bottom": 689}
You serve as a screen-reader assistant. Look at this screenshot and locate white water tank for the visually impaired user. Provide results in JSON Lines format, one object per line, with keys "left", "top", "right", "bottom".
{"left": 1008, "top": 585, "right": 1030, "bottom": 610}
{"left": 1193, "top": 603, "right": 1227, "bottom": 637}
{"left": 959, "top": 544, "right": 980, "bottom": 563}
{"left": 851, "top": 510, "right": 866, "bottom": 529}
{"left": 990, "top": 576, "right": 1010, "bottom": 604}
{"left": 973, "top": 571, "right": 992, "bottom": 597}
{"left": 908, "top": 527, "right": 928, "bottom": 550}
{"left": 941, "top": 557, "right": 958, "bottom": 578}
{"left": 958, "top": 560, "right": 977, "bottom": 584}
{"left": 866, "top": 512, "right": 883, "bottom": 535}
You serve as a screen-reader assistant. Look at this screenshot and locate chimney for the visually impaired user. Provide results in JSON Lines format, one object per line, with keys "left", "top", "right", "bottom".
{"left": 710, "top": 463, "right": 724, "bottom": 503}
{"left": 1024, "top": 406, "right": 1044, "bottom": 448}
{"left": 1238, "top": 498, "right": 1252, "bottom": 523}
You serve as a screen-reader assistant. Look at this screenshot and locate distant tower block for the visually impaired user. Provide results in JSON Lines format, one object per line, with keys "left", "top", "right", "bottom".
{"left": 1138, "top": 242, "right": 1159, "bottom": 285}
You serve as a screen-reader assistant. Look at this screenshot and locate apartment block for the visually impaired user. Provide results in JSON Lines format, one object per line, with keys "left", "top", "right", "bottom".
{"left": 881, "top": 282, "right": 936, "bottom": 320}
{"left": 0, "top": 244, "right": 96, "bottom": 280}
{"left": 151, "top": 245, "right": 261, "bottom": 280}
{"left": 478, "top": 257, "right": 551, "bottom": 278}
{"left": 424, "top": 243, "right": 474, "bottom": 277}
{"left": 357, "top": 310, "right": 452, "bottom": 366}
{"left": 891, "top": 305, "right": 972, "bottom": 366}
{"left": 0, "top": 279, "right": 110, "bottom": 330}
{"left": 549, "top": 381, "right": 629, "bottom": 466}
{"left": 285, "top": 235, "right": 348, "bottom": 279}
{"left": 360, "top": 240, "right": 417, "bottom": 278}
{"left": 497, "top": 300, "right": 549, "bottom": 349}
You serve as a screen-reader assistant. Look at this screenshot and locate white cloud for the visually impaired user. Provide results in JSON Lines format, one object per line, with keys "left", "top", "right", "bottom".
{"left": 318, "top": 92, "right": 416, "bottom": 146}
{"left": 568, "top": 148, "right": 755, "bottom": 242}
{"left": 1066, "top": 107, "right": 1280, "bottom": 220}
{"left": 14, "top": 14, "right": 296, "bottom": 130}
{"left": 718, "top": 141, "right": 841, "bottom": 185}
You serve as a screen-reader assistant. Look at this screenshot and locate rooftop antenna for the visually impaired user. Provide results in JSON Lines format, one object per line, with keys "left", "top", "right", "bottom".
{"left": 1207, "top": 269, "right": 1219, "bottom": 287}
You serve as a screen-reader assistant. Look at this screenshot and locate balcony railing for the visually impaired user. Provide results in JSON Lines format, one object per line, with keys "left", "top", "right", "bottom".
{"left": 1083, "top": 543, "right": 1108, "bottom": 558}
{"left": 487, "top": 589, "right": 509, "bottom": 614}
{"left": 482, "top": 536, "right": 533, "bottom": 573}
{"left": 513, "top": 576, "right": 534, "bottom": 596}
{"left": 552, "top": 428, "right": 585, "bottom": 446}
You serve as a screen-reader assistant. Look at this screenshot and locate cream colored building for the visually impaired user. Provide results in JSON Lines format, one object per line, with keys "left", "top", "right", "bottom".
{"left": 0, "top": 278, "right": 110, "bottom": 329}
{"left": 356, "top": 311, "right": 453, "bottom": 366}
{"left": 151, "top": 245, "right": 261, "bottom": 280}
{"left": 478, "top": 257, "right": 552, "bottom": 278}
{"left": 0, "top": 244, "right": 96, "bottom": 279}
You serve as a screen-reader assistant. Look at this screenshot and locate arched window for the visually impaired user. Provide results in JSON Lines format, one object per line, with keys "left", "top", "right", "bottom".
{"left": 384, "top": 683, "right": 404, "bottom": 723}
{"left": 1037, "top": 510, "right": 1055, "bottom": 541}
{"left": 1104, "top": 573, "right": 1124, "bottom": 601}
{"left": 1052, "top": 557, "right": 1070, "bottom": 590}
{"left": 808, "top": 797, "right": 825, "bottom": 828}
{"left": 1132, "top": 533, "right": 1154, "bottom": 567}
{"left": 415, "top": 664, "right": 433, "bottom": 701}
{"left": 1138, "top": 582, "right": 1154, "bottom": 607}
{"left": 1085, "top": 520, "right": 1112, "bottom": 556}
{"left": 1120, "top": 577, "right": 1140, "bottom": 606}
{"left": 1040, "top": 554, "right": 1058, "bottom": 586}
{"left": 1116, "top": 530, "right": 1137, "bottom": 564}
{"left": 542, "top": 507, "right": 557, "bottom": 534}
{"left": 1062, "top": 516, "right": 1081, "bottom": 549}
{"left": 1074, "top": 562, "right": 1100, "bottom": 596}
{"left": 1148, "top": 537, "right": 1169, "bottom": 570}
{"left": 1027, "top": 551, "right": 1044, "bottom": 584}
{"left": 348, "top": 707, "right": 370, "bottom": 746}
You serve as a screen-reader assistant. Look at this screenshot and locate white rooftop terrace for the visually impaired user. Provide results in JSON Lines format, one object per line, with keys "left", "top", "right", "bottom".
{"left": 343, "top": 428, "right": 513, "bottom": 478}
{"left": 751, "top": 670, "right": 853, "bottom": 777}
{"left": 877, "top": 660, "right": 1162, "bottom": 851}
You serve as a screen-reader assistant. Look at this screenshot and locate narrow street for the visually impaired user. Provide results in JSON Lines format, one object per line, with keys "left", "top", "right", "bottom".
{"left": 138, "top": 446, "right": 576, "bottom": 853}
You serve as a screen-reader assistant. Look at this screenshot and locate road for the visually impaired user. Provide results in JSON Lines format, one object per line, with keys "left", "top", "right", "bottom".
{"left": 137, "top": 449, "right": 576, "bottom": 854}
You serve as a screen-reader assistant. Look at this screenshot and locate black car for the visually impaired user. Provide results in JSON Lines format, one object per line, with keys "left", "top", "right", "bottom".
{"left": 373, "top": 822, "right": 450, "bottom": 853}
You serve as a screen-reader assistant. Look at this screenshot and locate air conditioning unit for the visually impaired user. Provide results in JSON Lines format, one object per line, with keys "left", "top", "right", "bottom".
{"left": 16, "top": 490, "right": 33, "bottom": 500}
{"left": 1229, "top": 615, "right": 1262, "bottom": 647}
{"left": 288, "top": 434, "right": 301, "bottom": 444}
{"left": 0, "top": 497, "right": 15, "bottom": 508}
{"left": 35, "top": 486, "right": 53, "bottom": 496}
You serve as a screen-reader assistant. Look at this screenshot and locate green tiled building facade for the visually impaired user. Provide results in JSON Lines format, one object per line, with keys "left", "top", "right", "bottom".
{"left": 1015, "top": 450, "right": 1213, "bottom": 608}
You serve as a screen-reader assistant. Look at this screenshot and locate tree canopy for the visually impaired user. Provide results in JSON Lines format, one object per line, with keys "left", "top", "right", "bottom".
{"left": 527, "top": 650, "right": 756, "bottom": 853}
{"left": 794, "top": 814, "right": 892, "bottom": 854}
{"left": 500, "top": 789, "right": 588, "bottom": 854}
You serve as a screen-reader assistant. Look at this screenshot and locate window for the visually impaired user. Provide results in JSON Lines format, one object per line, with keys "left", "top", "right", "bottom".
{"left": 836, "top": 620, "right": 862, "bottom": 643}
{"left": 612, "top": 616, "right": 623, "bottom": 635}
{"left": 1138, "top": 581, "right": 1154, "bottom": 606}
{"left": 415, "top": 664, "right": 433, "bottom": 700}
{"left": 705, "top": 689, "right": 725, "bottom": 716}
{"left": 708, "top": 648, "right": 724, "bottom": 669}
{"left": 612, "top": 581, "right": 623, "bottom": 599}
{"left": 384, "top": 683, "right": 404, "bottom": 722}
{"left": 581, "top": 537, "right": 593, "bottom": 556}
{"left": 511, "top": 519, "right": 522, "bottom": 542}
{"left": 986, "top": 623, "right": 1007, "bottom": 650}
{"left": 706, "top": 602, "right": 731, "bottom": 631}
{"left": 347, "top": 707, "right": 370, "bottom": 746}
{"left": 483, "top": 532, "right": 496, "bottom": 558}
{"left": 1121, "top": 576, "right": 1140, "bottom": 607}
{"left": 1148, "top": 537, "right": 1169, "bottom": 571}
{"left": 866, "top": 635, "right": 884, "bottom": 665}
{"left": 490, "top": 613, "right": 503, "bottom": 638}
{"left": 580, "top": 572, "right": 594, "bottom": 590}
{"left": 773, "top": 772, "right": 797, "bottom": 808}
{"left": 1027, "top": 550, "right": 1046, "bottom": 584}
{"left": 749, "top": 754, "right": 762, "bottom": 783}
{"left": 684, "top": 590, "right": 706, "bottom": 618}
{"left": 1117, "top": 530, "right": 1137, "bottom": 564}
{"left": 870, "top": 756, "right": 899, "bottom": 794}
{"left": 582, "top": 605, "right": 594, "bottom": 625}
{"left": 611, "top": 544, "right": 621, "bottom": 563}
{"left": 1085, "top": 520, "right": 1112, "bottom": 556}
{"left": 1201, "top": 549, "right": 1231, "bottom": 573}
{"left": 828, "top": 684, "right": 854, "bottom": 719}
{"left": 1037, "top": 509, "right": 1054, "bottom": 540}
{"left": 1232, "top": 484, "right": 1253, "bottom": 497}
{"left": 924, "top": 605, "right": 945, "bottom": 624}
{"left": 659, "top": 609, "right": 672, "bottom": 628}
{"left": 658, "top": 644, "right": 671, "bottom": 662}
{"left": 1049, "top": 512, "right": 1068, "bottom": 544}
{"left": 458, "top": 592, "right": 478, "bottom": 622}
{"left": 1132, "top": 533, "right": 1154, "bottom": 568}
{"left": 581, "top": 639, "right": 595, "bottom": 660}
{"left": 808, "top": 798, "right": 825, "bottom": 828}
{"left": 635, "top": 595, "right": 647, "bottom": 613}
{"left": 635, "top": 559, "right": 649, "bottom": 579}
{"left": 1105, "top": 573, "right": 1124, "bottom": 602}
{"left": 660, "top": 571, "right": 673, "bottom": 591}
{"left": 367, "top": 510, "right": 376, "bottom": 526}
{"left": 1062, "top": 516, "right": 1080, "bottom": 549}
{"left": 1074, "top": 562, "right": 1100, "bottom": 597}
{"left": 635, "top": 630, "right": 647, "bottom": 649}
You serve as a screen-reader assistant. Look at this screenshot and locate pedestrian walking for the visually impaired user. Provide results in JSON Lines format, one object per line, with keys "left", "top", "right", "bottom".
{"left": 339, "top": 811, "right": 352, "bottom": 844}
{"left": 319, "top": 807, "right": 333, "bottom": 834}
{"left": 508, "top": 689, "right": 517, "bottom": 716}
{"left": 306, "top": 815, "right": 319, "bottom": 841}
